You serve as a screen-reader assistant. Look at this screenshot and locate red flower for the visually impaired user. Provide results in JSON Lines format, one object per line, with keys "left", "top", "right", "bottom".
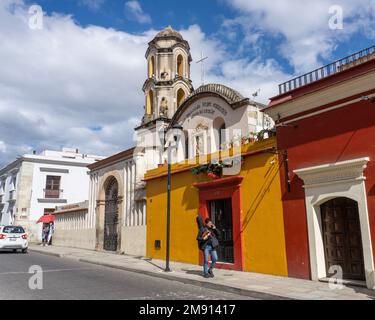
{"left": 207, "top": 172, "right": 219, "bottom": 179}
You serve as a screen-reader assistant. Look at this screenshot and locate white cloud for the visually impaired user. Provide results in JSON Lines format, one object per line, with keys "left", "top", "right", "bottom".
{"left": 0, "top": 0, "right": 151, "bottom": 166}
{"left": 79, "top": 0, "right": 106, "bottom": 12}
{"left": 181, "top": 25, "right": 290, "bottom": 103}
{"left": 0, "top": 141, "right": 6, "bottom": 153}
{"left": 225, "top": 0, "right": 375, "bottom": 73}
{"left": 0, "top": 1, "right": 289, "bottom": 168}
{"left": 124, "top": 1, "right": 152, "bottom": 24}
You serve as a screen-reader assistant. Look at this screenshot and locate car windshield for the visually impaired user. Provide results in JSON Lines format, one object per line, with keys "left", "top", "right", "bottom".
{"left": 2, "top": 226, "right": 25, "bottom": 234}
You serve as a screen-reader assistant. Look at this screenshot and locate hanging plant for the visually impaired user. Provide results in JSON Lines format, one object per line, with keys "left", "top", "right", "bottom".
{"left": 191, "top": 157, "right": 244, "bottom": 179}
{"left": 256, "top": 128, "right": 276, "bottom": 141}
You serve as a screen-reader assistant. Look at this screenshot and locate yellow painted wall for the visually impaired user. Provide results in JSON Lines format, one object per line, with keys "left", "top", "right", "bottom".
{"left": 145, "top": 137, "right": 288, "bottom": 276}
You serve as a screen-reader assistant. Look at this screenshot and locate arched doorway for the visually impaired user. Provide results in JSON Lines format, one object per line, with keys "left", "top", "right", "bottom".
{"left": 321, "top": 197, "right": 365, "bottom": 280}
{"left": 104, "top": 177, "right": 119, "bottom": 251}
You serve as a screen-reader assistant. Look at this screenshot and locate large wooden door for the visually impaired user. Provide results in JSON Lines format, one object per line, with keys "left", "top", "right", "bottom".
{"left": 321, "top": 198, "right": 365, "bottom": 281}
{"left": 209, "top": 198, "right": 234, "bottom": 264}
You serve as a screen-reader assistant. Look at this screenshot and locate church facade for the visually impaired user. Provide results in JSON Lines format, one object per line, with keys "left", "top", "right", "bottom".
{"left": 51, "top": 27, "right": 276, "bottom": 266}
{"left": 140, "top": 28, "right": 286, "bottom": 275}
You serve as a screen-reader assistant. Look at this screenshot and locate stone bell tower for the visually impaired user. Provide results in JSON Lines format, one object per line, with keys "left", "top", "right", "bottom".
{"left": 142, "top": 25, "right": 193, "bottom": 123}
{"left": 135, "top": 26, "right": 194, "bottom": 171}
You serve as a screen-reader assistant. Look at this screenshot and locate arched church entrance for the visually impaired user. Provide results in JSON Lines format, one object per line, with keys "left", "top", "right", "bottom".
{"left": 321, "top": 197, "right": 365, "bottom": 281}
{"left": 104, "top": 177, "right": 119, "bottom": 251}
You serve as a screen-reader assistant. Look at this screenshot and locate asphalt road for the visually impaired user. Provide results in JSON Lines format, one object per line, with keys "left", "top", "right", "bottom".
{"left": 0, "top": 251, "right": 256, "bottom": 300}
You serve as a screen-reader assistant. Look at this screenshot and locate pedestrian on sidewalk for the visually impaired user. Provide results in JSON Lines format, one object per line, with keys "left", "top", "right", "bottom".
{"left": 47, "top": 222, "right": 54, "bottom": 246}
{"left": 41, "top": 224, "right": 49, "bottom": 246}
{"left": 196, "top": 215, "right": 221, "bottom": 278}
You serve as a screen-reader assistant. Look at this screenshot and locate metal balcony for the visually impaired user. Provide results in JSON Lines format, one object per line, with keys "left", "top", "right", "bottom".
{"left": 278, "top": 45, "right": 375, "bottom": 95}
{"left": 44, "top": 189, "right": 64, "bottom": 199}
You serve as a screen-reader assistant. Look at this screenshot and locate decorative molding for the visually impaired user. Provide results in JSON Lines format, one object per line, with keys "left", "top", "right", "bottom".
{"left": 37, "top": 198, "right": 67, "bottom": 204}
{"left": 40, "top": 167, "right": 69, "bottom": 174}
{"left": 294, "top": 157, "right": 369, "bottom": 188}
{"left": 193, "top": 176, "right": 243, "bottom": 191}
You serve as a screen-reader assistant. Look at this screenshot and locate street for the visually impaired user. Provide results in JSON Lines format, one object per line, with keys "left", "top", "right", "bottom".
{"left": 0, "top": 251, "right": 256, "bottom": 300}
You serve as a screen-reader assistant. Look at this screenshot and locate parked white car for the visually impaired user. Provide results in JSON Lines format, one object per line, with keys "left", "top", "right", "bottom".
{"left": 0, "top": 226, "right": 28, "bottom": 253}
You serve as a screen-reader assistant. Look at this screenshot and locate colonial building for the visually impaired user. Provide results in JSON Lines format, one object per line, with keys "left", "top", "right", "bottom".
{"left": 0, "top": 148, "right": 104, "bottom": 241}
{"left": 265, "top": 45, "right": 375, "bottom": 289}
{"left": 145, "top": 137, "right": 287, "bottom": 276}
{"left": 52, "top": 26, "right": 274, "bottom": 261}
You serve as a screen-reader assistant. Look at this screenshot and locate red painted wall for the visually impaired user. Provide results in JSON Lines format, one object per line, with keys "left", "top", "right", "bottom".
{"left": 277, "top": 99, "right": 375, "bottom": 279}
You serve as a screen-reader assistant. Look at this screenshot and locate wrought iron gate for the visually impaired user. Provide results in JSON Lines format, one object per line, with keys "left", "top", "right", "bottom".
{"left": 104, "top": 177, "right": 119, "bottom": 251}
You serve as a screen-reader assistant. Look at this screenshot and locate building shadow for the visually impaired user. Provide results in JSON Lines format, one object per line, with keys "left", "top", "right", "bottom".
{"left": 352, "top": 285, "right": 375, "bottom": 300}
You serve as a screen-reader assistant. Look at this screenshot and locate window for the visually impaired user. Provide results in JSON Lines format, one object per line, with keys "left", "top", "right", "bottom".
{"left": 0, "top": 179, "right": 5, "bottom": 194}
{"left": 8, "top": 190, "right": 15, "bottom": 201}
{"left": 2, "top": 226, "right": 25, "bottom": 234}
{"left": 148, "top": 56, "right": 155, "bottom": 78}
{"left": 219, "top": 123, "right": 226, "bottom": 150}
{"left": 10, "top": 175, "right": 17, "bottom": 190}
{"left": 146, "top": 90, "right": 154, "bottom": 115}
{"left": 45, "top": 176, "right": 61, "bottom": 198}
{"left": 177, "top": 88, "right": 185, "bottom": 108}
{"left": 177, "top": 55, "right": 184, "bottom": 77}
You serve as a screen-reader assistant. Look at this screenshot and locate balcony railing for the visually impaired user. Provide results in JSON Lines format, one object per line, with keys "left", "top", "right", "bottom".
{"left": 44, "top": 189, "right": 63, "bottom": 199}
{"left": 278, "top": 45, "right": 375, "bottom": 95}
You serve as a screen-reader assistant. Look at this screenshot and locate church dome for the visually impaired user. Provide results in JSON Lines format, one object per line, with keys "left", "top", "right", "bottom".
{"left": 189, "top": 83, "right": 247, "bottom": 105}
{"left": 154, "top": 26, "right": 184, "bottom": 41}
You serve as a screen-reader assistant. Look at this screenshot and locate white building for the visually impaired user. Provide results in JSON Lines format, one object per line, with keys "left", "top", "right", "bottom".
{"left": 0, "top": 148, "right": 104, "bottom": 242}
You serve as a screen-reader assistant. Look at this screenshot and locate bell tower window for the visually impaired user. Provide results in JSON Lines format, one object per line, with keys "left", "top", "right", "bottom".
{"left": 146, "top": 90, "right": 154, "bottom": 115}
{"left": 148, "top": 56, "right": 155, "bottom": 78}
{"left": 177, "top": 55, "right": 184, "bottom": 77}
{"left": 177, "top": 88, "right": 186, "bottom": 108}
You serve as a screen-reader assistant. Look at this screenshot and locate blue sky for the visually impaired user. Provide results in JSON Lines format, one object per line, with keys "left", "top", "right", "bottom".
{"left": 0, "top": 0, "right": 375, "bottom": 166}
{"left": 24, "top": 0, "right": 375, "bottom": 75}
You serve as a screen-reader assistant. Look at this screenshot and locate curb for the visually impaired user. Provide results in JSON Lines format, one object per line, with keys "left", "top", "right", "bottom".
{"left": 29, "top": 248, "right": 293, "bottom": 300}
{"left": 29, "top": 247, "right": 65, "bottom": 258}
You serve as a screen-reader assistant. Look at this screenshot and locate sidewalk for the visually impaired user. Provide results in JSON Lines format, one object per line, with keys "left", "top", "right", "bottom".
{"left": 29, "top": 244, "right": 375, "bottom": 300}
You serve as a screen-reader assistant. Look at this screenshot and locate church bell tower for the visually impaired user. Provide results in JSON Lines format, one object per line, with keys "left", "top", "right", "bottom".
{"left": 142, "top": 25, "right": 193, "bottom": 124}
{"left": 135, "top": 26, "right": 194, "bottom": 171}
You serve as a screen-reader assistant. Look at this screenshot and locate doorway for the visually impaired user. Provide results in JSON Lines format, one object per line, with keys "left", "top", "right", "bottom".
{"left": 209, "top": 198, "right": 234, "bottom": 264}
{"left": 104, "top": 177, "right": 119, "bottom": 252}
{"left": 321, "top": 197, "right": 365, "bottom": 281}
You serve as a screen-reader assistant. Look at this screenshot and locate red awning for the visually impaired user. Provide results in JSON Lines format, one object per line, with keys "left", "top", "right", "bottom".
{"left": 36, "top": 214, "right": 55, "bottom": 224}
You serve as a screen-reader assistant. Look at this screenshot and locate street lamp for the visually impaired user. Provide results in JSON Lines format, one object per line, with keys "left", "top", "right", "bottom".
{"left": 164, "top": 124, "right": 183, "bottom": 272}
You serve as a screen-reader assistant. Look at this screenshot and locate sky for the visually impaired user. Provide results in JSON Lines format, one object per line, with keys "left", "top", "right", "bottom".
{"left": 0, "top": 0, "right": 375, "bottom": 167}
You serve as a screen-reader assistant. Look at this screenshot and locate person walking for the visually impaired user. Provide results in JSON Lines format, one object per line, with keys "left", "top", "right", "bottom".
{"left": 47, "top": 222, "right": 54, "bottom": 246}
{"left": 41, "top": 224, "right": 49, "bottom": 246}
{"left": 196, "top": 215, "right": 221, "bottom": 278}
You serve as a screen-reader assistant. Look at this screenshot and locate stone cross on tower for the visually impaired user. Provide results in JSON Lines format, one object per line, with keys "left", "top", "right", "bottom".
{"left": 196, "top": 51, "right": 208, "bottom": 86}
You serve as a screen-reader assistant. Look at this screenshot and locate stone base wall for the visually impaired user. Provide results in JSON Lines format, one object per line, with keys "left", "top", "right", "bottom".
{"left": 120, "top": 225, "right": 146, "bottom": 256}
{"left": 53, "top": 229, "right": 96, "bottom": 250}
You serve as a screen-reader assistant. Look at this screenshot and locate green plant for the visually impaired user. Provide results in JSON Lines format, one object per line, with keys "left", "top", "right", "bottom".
{"left": 191, "top": 157, "right": 243, "bottom": 178}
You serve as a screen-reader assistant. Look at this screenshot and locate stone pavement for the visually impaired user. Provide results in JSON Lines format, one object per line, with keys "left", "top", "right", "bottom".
{"left": 29, "top": 244, "right": 375, "bottom": 300}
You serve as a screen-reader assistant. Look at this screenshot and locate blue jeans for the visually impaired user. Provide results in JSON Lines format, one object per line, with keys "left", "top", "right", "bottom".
{"left": 203, "top": 244, "right": 218, "bottom": 275}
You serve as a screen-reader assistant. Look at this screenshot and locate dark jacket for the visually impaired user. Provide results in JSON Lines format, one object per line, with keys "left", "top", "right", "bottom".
{"left": 196, "top": 216, "right": 221, "bottom": 250}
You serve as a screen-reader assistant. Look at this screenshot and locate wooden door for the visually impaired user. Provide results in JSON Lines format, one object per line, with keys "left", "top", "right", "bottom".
{"left": 321, "top": 198, "right": 365, "bottom": 281}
